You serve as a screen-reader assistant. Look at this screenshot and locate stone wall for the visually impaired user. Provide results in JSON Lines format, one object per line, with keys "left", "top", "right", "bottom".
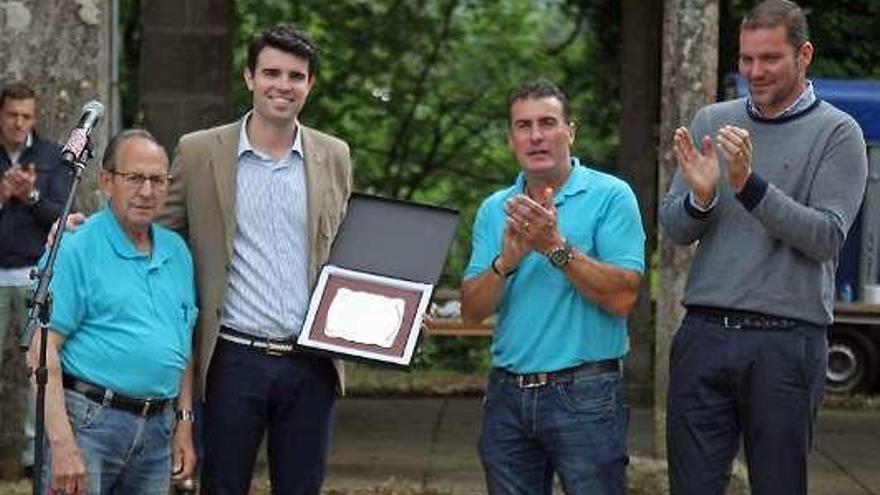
{"left": 138, "top": 0, "right": 233, "bottom": 153}
{"left": 0, "top": 0, "right": 110, "bottom": 478}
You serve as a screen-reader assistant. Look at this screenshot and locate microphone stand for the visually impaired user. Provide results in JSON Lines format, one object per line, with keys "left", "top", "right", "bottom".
{"left": 20, "top": 138, "right": 95, "bottom": 495}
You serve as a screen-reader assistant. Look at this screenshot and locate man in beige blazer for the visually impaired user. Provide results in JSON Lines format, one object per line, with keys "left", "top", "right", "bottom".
{"left": 158, "top": 25, "right": 351, "bottom": 494}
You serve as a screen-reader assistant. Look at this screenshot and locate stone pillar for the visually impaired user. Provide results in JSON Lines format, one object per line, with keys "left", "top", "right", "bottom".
{"left": 138, "top": 0, "right": 233, "bottom": 153}
{"left": 0, "top": 0, "right": 110, "bottom": 477}
{"left": 655, "top": 0, "right": 718, "bottom": 458}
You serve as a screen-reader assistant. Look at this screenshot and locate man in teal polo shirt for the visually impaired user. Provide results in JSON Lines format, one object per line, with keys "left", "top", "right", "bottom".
{"left": 461, "top": 80, "right": 645, "bottom": 495}
{"left": 29, "top": 130, "right": 197, "bottom": 495}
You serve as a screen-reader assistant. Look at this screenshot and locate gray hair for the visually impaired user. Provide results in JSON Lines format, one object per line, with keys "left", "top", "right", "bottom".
{"left": 101, "top": 129, "right": 165, "bottom": 171}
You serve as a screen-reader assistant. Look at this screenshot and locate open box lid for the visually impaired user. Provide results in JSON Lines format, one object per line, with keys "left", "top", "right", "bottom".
{"left": 297, "top": 193, "right": 460, "bottom": 367}
{"left": 326, "top": 192, "right": 460, "bottom": 285}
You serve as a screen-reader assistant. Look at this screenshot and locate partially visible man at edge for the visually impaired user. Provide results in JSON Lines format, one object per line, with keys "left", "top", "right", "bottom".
{"left": 158, "top": 24, "right": 352, "bottom": 493}
{"left": 30, "top": 129, "right": 197, "bottom": 495}
{"left": 460, "top": 80, "right": 645, "bottom": 495}
{"left": 0, "top": 81, "right": 71, "bottom": 478}
{"left": 659, "top": 1, "right": 868, "bottom": 494}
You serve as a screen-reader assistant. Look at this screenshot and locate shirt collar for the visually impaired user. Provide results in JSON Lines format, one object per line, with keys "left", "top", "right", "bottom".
{"left": 102, "top": 202, "right": 169, "bottom": 266}
{"left": 512, "top": 157, "right": 589, "bottom": 205}
{"left": 237, "top": 111, "right": 303, "bottom": 160}
{"left": 747, "top": 79, "right": 816, "bottom": 119}
{"left": 4, "top": 132, "right": 34, "bottom": 164}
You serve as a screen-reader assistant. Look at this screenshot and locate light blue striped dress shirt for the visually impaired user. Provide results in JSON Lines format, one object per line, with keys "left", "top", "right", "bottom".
{"left": 747, "top": 79, "right": 816, "bottom": 118}
{"left": 221, "top": 115, "right": 310, "bottom": 339}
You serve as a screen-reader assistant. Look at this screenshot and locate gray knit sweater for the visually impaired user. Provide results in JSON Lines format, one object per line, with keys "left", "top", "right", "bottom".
{"left": 660, "top": 98, "right": 868, "bottom": 325}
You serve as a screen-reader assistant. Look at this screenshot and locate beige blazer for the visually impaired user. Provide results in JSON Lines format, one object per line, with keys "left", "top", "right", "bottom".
{"left": 158, "top": 120, "right": 353, "bottom": 396}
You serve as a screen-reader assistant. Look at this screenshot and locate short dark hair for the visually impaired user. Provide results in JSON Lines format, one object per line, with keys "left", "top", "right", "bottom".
{"left": 0, "top": 82, "right": 36, "bottom": 109}
{"left": 508, "top": 80, "right": 571, "bottom": 122}
{"left": 102, "top": 129, "right": 165, "bottom": 172}
{"left": 741, "top": 0, "right": 809, "bottom": 49}
{"left": 246, "top": 24, "right": 320, "bottom": 78}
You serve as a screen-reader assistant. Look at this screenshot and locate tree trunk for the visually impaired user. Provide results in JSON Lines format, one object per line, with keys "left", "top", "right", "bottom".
{"left": 617, "top": 0, "right": 662, "bottom": 408}
{"left": 0, "top": 0, "right": 110, "bottom": 478}
{"left": 654, "top": 0, "right": 719, "bottom": 458}
{"left": 138, "top": 0, "right": 234, "bottom": 154}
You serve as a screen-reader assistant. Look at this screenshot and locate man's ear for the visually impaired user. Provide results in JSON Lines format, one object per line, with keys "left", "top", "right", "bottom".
{"left": 98, "top": 170, "right": 113, "bottom": 198}
{"left": 798, "top": 40, "right": 814, "bottom": 71}
{"left": 244, "top": 67, "right": 255, "bottom": 91}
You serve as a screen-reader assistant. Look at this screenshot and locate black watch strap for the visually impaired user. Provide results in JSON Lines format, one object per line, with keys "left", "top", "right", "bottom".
{"left": 491, "top": 255, "right": 517, "bottom": 277}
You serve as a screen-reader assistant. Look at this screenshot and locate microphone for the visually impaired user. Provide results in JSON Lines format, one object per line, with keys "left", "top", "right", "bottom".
{"left": 61, "top": 100, "right": 104, "bottom": 164}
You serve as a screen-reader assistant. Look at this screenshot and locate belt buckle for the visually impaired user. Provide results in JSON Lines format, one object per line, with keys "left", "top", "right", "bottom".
{"left": 265, "top": 340, "right": 289, "bottom": 356}
{"left": 518, "top": 372, "right": 548, "bottom": 388}
{"left": 722, "top": 316, "right": 741, "bottom": 329}
{"left": 140, "top": 398, "right": 153, "bottom": 416}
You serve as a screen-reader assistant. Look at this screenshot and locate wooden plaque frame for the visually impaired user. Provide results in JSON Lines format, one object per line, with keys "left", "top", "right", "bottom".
{"left": 297, "top": 265, "right": 433, "bottom": 366}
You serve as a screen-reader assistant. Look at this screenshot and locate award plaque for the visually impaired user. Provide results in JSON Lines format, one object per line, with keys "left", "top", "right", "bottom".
{"left": 297, "top": 193, "right": 459, "bottom": 366}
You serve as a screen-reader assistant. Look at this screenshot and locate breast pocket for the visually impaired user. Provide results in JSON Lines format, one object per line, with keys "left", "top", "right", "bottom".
{"left": 178, "top": 300, "right": 197, "bottom": 333}
{"left": 150, "top": 267, "right": 197, "bottom": 346}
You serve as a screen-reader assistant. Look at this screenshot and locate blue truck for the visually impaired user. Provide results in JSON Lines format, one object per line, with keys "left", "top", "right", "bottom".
{"left": 735, "top": 77, "right": 880, "bottom": 394}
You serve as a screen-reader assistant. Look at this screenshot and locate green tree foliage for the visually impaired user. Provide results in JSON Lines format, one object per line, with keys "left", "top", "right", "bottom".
{"left": 235, "top": 0, "right": 621, "bottom": 285}
{"left": 119, "top": 0, "right": 143, "bottom": 127}
{"left": 805, "top": 0, "right": 880, "bottom": 78}
{"left": 721, "top": 0, "right": 880, "bottom": 81}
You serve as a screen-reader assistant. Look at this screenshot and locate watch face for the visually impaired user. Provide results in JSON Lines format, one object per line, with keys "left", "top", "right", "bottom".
{"left": 549, "top": 246, "right": 572, "bottom": 267}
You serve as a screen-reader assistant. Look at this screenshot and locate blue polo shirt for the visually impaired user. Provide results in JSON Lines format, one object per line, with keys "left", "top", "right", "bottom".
{"left": 47, "top": 205, "right": 197, "bottom": 398}
{"left": 464, "top": 159, "right": 645, "bottom": 373}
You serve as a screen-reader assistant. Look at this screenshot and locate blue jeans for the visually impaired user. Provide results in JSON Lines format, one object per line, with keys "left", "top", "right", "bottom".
{"left": 666, "top": 311, "right": 827, "bottom": 495}
{"left": 42, "top": 389, "right": 174, "bottom": 495}
{"left": 478, "top": 367, "right": 628, "bottom": 495}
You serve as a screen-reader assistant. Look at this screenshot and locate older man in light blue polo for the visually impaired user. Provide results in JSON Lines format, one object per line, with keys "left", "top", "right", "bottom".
{"left": 30, "top": 129, "right": 198, "bottom": 495}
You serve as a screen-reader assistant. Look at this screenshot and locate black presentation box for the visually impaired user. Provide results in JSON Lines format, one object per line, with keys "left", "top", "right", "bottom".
{"left": 297, "top": 193, "right": 460, "bottom": 366}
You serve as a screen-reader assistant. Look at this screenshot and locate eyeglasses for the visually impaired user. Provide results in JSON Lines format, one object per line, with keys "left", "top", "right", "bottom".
{"left": 109, "top": 171, "right": 172, "bottom": 189}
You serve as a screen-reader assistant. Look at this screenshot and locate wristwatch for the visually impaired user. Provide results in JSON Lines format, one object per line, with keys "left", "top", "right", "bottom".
{"left": 25, "top": 187, "right": 40, "bottom": 206}
{"left": 546, "top": 241, "right": 573, "bottom": 268}
{"left": 176, "top": 409, "right": 195, "bottom": 422}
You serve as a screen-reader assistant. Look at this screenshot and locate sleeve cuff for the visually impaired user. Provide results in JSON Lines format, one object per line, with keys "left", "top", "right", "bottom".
{"left": 684, "top": 192, "right": 716, "bottom": 219}
{"left": 735, "top": 172, "right": 768, "bottom": 211}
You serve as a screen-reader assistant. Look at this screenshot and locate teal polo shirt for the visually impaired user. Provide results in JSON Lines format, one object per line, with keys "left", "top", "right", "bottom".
{"left": 464, "top": 159, "right": 645, "bottom": 373}
{"left": 47, "top": 205, "right": 197, "bottom": 398}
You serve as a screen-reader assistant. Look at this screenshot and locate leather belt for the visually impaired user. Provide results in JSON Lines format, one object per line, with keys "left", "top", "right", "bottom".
{"left": 687, "top": 305, "right": 809, "bottom": 329}
{"left": 494, "top": 359, "right": 621, "bottom": 389}
{"left": 218, "top": 326, "right": 298, "bottom": 356}
{"left": 62, "top": 374, "right": 173, "bottom": 417}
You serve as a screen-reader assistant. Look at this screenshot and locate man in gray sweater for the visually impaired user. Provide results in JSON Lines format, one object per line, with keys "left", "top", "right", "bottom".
{"left": 659, "top": 1, "right": 868, "bottom": 494}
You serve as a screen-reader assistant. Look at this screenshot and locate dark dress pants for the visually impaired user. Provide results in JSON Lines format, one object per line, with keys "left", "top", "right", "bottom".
{"left": 202, "top": 338, "right": 337, "bottom": 494}
{"left": 666, "top": 311, "right": 827, "bottom": 495}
